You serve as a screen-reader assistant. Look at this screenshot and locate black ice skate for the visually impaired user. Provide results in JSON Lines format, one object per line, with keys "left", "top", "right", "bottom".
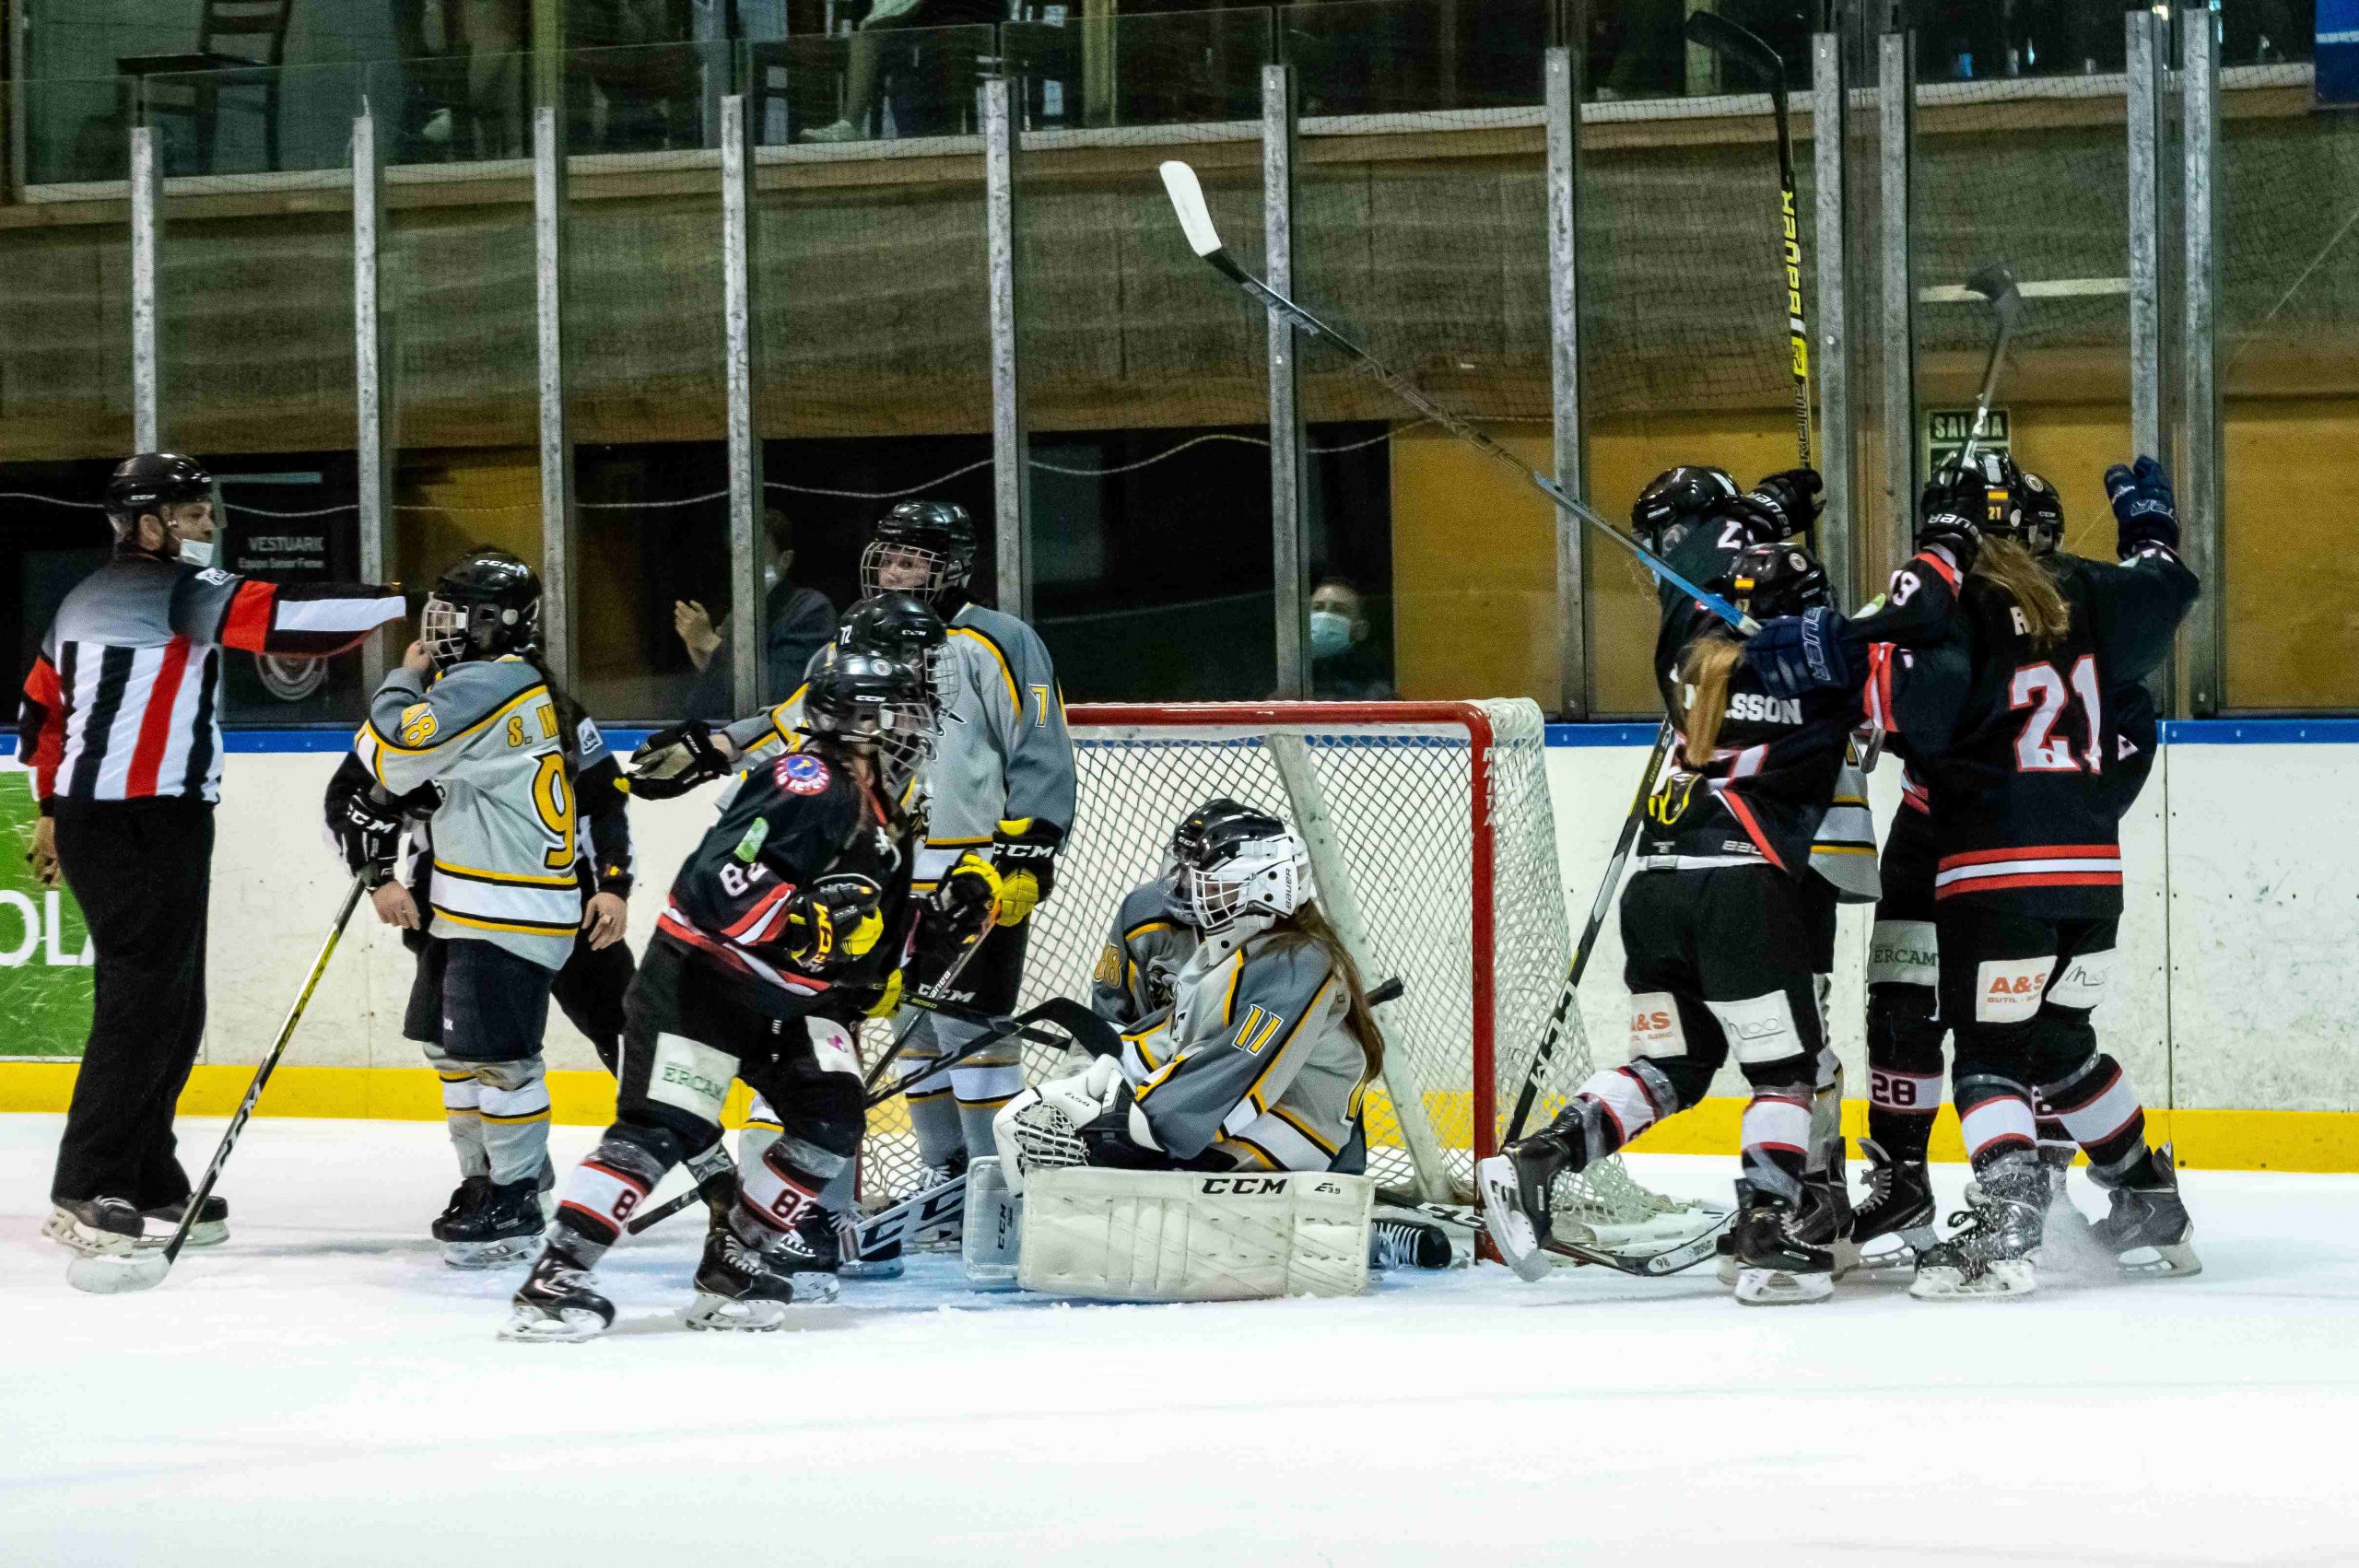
{"left": 686, "top": 1210, "right": 840, "bottom": 1331}
{"left": 1910, "top": 1152, "right": 2045, "bottom": 1301}
{"left": 42, "top": 1196, "right": 144, "bottom": 1258}
{"left": 1722, "top": 1164, "right": 1857, "bottom": 1288}
{"left": 439, "top": 1176, "right": 544, "bottom": 1270}
{"left": 1369, "top": 1215, "right": 1454, "bottom": 1270}
{"left": 501, "top": 1247, "right": 616, "bottom": 1343}
{"left": 1849, "top": 1139, "right": 1938, "bottom": 1273}
{"left": 140, "top": 1195, "right": 229, "bottom": 1248}
{"left": 2092, "top": 1142, "right": 2201, "bottom": 1279}
{"left": 430, "top": 1174, "right": 490, "bottom": 1244}
{"left": 1731, "top": 1188, "right": 1834, "bottom": 1305}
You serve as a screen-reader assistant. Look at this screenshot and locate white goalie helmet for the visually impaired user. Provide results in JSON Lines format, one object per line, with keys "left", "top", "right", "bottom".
{"left": 1176, "top": 807, "right": 1311, "bottom": 932}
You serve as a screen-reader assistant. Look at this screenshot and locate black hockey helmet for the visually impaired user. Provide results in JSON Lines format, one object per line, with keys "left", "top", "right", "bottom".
{"left": 2001, "top": 469, "right": 2065, "bottom": 556}
{"left": 801, "top": 649, "right": 938, "bottom": 799}
{"left": 832, "top": 591, "right": 957, "bottom": 709}
{"left": 422, "top": 548, "right": 542, "bottom": 672}
{"left": 1162, "top": 795, "right": 1261, "bottom": 882}
{"left": 105, "top": 452, "right": 215, "bottom": 536}
{"left": 860, "top": 499, "right": 977, "bottom": 606}
{"left": 1632, "top": 465, "right": 1739, "bottom": 555}
{"left": 1175, "top": 806, "right": 1310, "bottom": 930}
{"left": 1922, "top": 451, "right": 2060, "bottom": 556}
{"left": 1716, "top": 542, "right": 1833, "bottom": 624}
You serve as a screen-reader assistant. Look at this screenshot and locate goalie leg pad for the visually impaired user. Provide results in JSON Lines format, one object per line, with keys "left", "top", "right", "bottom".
{"left": 1017, "top": 1166, "right": 1374, "bottom": 1302}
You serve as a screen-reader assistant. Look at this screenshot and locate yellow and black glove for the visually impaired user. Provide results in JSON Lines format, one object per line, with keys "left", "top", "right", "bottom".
{"left": 990, "top": 817, "right": 1064, "bottom": 927}
{"left": 863, "top": 967, "right": 906, "bottom": 1019}
{"left": 781, "top": 873, "right": 885, "bottom": 970}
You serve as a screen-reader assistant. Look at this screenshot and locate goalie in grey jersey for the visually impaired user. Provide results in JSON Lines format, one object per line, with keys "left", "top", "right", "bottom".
{"left": 996, "top": 807, "right": 1379, "bottom": 1185}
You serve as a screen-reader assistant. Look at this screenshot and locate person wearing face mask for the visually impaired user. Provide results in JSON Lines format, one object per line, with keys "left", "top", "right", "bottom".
{"left": 675, "top": 509, "right": 837, "bottom": 721}
{"left": 1308, "top": 578, "right": 1394, "bottom": 700}
{"left": 17, "top": 452, "right": 405, "bottom": 1258}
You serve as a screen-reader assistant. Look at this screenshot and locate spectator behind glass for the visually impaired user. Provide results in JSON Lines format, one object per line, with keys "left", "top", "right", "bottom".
{"left": 676, "top": 509, "right": 837, "bottom": 720}
{"left": 1309, "top": 577, "right": 1394, "bottom": 700}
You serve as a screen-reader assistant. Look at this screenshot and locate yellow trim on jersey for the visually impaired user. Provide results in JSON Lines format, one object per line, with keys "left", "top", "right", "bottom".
{"left": 479, "top": 1107, "right": 552, "bottom": 1125}
{"left": 1832, "top": 795, "right": 1869, "bottom": 809}
{"left": 432, "top": 907, "right": 580, "bottom": 939}
{"left": 431, "top": 857, "right": 579, "bottom": 889}
{"left": 1270, "top": 1100, "right": 1341, "bottom": 1156}
{"left": 1123, "top": 919, "right": 1178, "bottom": 944}
{"left": 766, "top": 683, "right": 811, "bottom": 751}
{"left": 1240, "top": 974, "right": 1333, "bottom": 1116}
{"left": 367, "top": 682, "right": 550, "bottom": 757}
{"left": 1810, "top": 844, "right": 1878, "bottom": 855}
{"left": 1215, "top": 1133, "right": 1280, "bottom": 1171}
{"left": 1122, "top": 1026, "right": 1163, "bottom": 1072}
{"left": 950, "top": 624, "right": 1020, "bottom": 714}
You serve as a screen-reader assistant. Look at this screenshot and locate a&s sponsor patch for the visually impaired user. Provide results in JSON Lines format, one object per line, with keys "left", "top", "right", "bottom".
{"left": 774, "top": 753, "right": 831, "bottom": 796}
{"left": 1975, "top": 955, "right": 2057, "bottom": 1024}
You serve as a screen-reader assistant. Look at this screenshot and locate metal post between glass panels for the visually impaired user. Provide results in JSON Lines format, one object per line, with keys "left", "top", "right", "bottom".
{"left": 130, "top": 124, "right": 161, "bottom": 453}
{"left": 2179, "top": 4, "right": 2221, "bottom": 717}
{"left": 353, "top": 108, "right": 391, "bottom": 689}
{"left": 1544, "top": 45, "right": 1585, "bottom": 720}
{"left": 2126, "top": 9, "right": 2166, "bottom": 466}
{"left": 534, "top": 102, "right": 572, "bottom": 683}
{"left": 1265, "top": 64, "right": 1307, "bottom": 700}
{"left": 721, "top": 92, "right": 764, "bottom": 715}
{"left": 1811, "top": 31, "right": 1852, "bottom": 605}
{"left": 982, "top": 76, "right": 1029, "bottom": 622}
{"left": 1877, "top": 31, "right": 1915, "bottom": 577}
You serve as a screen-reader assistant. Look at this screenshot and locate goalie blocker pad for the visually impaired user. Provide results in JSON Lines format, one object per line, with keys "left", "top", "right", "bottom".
{"left": 1016, "top": 1166, "right": 1374, "bottom": 1302}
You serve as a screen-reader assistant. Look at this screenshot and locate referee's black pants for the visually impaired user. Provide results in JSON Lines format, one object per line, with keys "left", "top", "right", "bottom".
{"left": 50, "top": 798, "right": 214, "bottom": 1209}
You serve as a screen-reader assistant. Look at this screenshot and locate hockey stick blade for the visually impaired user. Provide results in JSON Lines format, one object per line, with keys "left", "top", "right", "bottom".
{"left": 1157, "top": 159, "right": 1224, "bottom": 259}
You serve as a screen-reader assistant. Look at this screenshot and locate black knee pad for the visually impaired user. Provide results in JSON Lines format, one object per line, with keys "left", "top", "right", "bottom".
{"left": 602, "top": 1115, "right": 695, "bottom": 1175}
{"left": 1635, "top": 1055, "right": 1715, "bottom": 1115}
{"left": 2025, "top": 1006, "right": 2099, "bottom": 1092}
{"left": 1867, "top": 983, "right": 1946, "bottom": 1075}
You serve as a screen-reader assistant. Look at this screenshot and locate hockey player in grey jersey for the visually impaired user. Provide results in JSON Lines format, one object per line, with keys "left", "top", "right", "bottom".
{"left": 354, "top": 551, "right": 585, "bottom": 1267}
{"left": 998, "top": 808, "right": 1379, "bottom": 1183}
{"left": 1086, "top": 799, "right": 1261, "bottom": 1065}
{"left": 860, "top": 502, "right": 1075, "bottom": 1229}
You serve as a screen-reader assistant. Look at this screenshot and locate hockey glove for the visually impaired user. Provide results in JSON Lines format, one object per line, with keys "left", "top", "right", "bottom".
{"left": 862, "top": 967, "right": 906, "bottom": 1020}
{"left": 991, "top": 817, "right": 1064, "bottom": 926}
{"left": 781, "top": 873, "right": 886, "bottom": 970}
{"left": 627, "top": 720, "right": 732, "bottom": 801}
{"left": 1728, "top": 467, "right": 1825, "bottom": 544}
{"left": 1914, "top": 510, "right": 1982, "bottom": 579}
{"left": 333, "top": 788, "right": 405, "bottom": 887}
{"left": 915, "top": 853, "right": 1000, "bottom": 973}
{"left": 1743, "top": 606, "right": 1855, "bottom": 699}
{"left": 2104, "top": 454, "right": 2181, "bottom": 556}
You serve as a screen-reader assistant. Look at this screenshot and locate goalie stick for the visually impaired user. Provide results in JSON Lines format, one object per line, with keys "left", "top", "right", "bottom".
{"left": 1158, "top": 159, "right": 1759, "bottom": 638}
{"left": 1396, "top": 1192, "right": 1735, "bottom": 1280}
{"left": 68, "top": 876, "right": 368, "bottom": 1295}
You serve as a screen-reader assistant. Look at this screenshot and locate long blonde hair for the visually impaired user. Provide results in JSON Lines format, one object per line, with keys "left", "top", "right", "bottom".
{"left": 1267, "top": 900, "right": 1385, "bottom": 1079}
{"left": 1973, "top": 536, "right": 2071, "bottom": 649}
{"left": 1675, "top": 635, "right": 1746, "bottom": 769}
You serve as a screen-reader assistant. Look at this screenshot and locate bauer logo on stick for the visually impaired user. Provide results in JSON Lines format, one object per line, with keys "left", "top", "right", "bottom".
{"left": 774, "top": 753, "right": 830, "bottom": 796}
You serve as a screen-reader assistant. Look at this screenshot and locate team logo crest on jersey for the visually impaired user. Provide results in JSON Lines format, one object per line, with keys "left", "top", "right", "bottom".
{"left": 775, "top": 753, "right": 831, "bottom": 796}
{"left": 398, "top": 702, "right": 439, "bottom": 745}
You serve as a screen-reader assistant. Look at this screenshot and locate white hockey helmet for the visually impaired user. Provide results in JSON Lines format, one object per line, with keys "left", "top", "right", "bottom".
{"left": 1176, "top": 807, "right": 1311, "bottom": 931}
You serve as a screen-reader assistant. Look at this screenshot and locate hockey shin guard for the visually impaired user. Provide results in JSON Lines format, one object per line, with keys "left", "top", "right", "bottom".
{"left": 474, "top": 1059, "right": 553, "bottom": 1186}
{"left": 2036, "top": 1052, "right": 2155, "bottom": 1187}
{"left": 734, "top": 1138, "right": 845, "bottom": 1246}
{"left": 893, "top": 1011, "right": 970, "bottom": 1167}
{"left": 552, "top": 1133, "right": 673, "bottom": 1265}
{"left": 1866, "top": 984, "right": 1944, "bottom": 1164}
{"left": 1738, "top": 1085, "right": 1814, "bottom": 1204}
{"left": 1954, "top": 1073, "right": 2038, "bottom": 1173}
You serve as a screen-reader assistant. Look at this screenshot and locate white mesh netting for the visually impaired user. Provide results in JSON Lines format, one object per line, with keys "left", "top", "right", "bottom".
{"left": 856, "top": 698, "right": 1672, "bottom": 1230}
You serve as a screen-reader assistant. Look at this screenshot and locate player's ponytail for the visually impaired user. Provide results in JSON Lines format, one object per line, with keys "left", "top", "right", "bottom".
{"left": 1972, "top": 536, "right": 2071, "bottom": 649}
{"left": 522, "top": 649, "right": 585, "bottom": 775}
{"left": 1271, "top": 901, "right": 1385, "bottom": 1080}
{"left": 1676, "top": 635, "right": 1745, "bottom": 769}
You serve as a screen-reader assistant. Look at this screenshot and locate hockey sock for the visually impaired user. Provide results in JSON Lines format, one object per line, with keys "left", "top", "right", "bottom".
{"left": 1807, "top": 1051, "right": 1844, "bottom": 1178}
{"left": 2036, "top": 1053, "right": 2156, "bottom": 1186}
{"left": 952, "top": 1059, "right": 1026, "bottom": 1161}
{"left": 735, "top": 1141, "right": 839, "bottom": 1246}
{"left": 1739, "top": 1088, "right": 1813, "bottom": 1204}
{"left": 737, "top": 1094, "right": 783, "bottom": 1190}
{"left": 903, "top": 1080, "right": 966, "bottom": 1169}
{"left": 1954, "top": 1073, "right": 2037, "bottom": 1172}
{"left": 475, "top": 1059, "right": 553, "bottom": 1186}
{"left": 553, "top": 1136, "right": 671, "bottom": 1264}
{"left": 1866, "top": 985, "right": 1944, "bottom": 1165}
{"left": 435, "top": 1068, "right": 490, "bottom": 1179}
{"left": 1563, "top": 1059, "right": 1681, "bottom": 1159}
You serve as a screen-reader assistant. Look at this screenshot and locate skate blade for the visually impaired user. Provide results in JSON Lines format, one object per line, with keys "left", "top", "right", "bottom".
{"left": 136, "top": 1220, "right": 228, "bottom": 1249}
{"left": 1850, "top": 1225, "right": 1937, "bottom": 1277}
{"left": 499, "top": 1306, "right": 608, "bottom": 1343}
{"left": 43, "top": 1211, "right": 140, "bottom": 1259}
{"left": 684, "top": 1289, "right": 841, "bottom": 1331}
{"left": 66, "top": 1250, "right": 171, "bottom": 1294}
{"left": 442, "top": 1236, "right": 541, "bottom": 1270}
{"left": 2117, "top": 1240, "right": 2202, "bottom": 1279}
{"left": 1908, "top": 1259, "right": 2036, "bottom": 1301}
{"left": 1715, "top": 1253, "right": 1739, "bottom": 1290}
{"left": 1734, "top": 1266, "right": 1834, "bottom": 1305}
{"left": 839, "top": 1256, "right": 906, "bottom": 1281}
{"left": 1474, "top": 1156, "right": 1553, "bottom": 1283}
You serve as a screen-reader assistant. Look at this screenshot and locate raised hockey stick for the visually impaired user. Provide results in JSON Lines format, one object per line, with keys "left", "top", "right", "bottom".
{"left": 67, "top": 876, "right": 369, "bottom": 1295}
{"left": 1955, "top": 262, "right": 2023, "bottom": 465}
{"left": 1159, "top": 159, "right": 1758, "bottom": 637}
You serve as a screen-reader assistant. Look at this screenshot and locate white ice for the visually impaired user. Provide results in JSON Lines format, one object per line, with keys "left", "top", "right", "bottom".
{"left": 4, "top": 1113, "right": 2355, "bottom": 1568}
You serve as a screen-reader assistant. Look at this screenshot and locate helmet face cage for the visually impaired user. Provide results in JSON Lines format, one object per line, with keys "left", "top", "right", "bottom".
{"left": 1180, "top": 825, "right": 1312, "bottom": 932}
{"left": 420, "top": 595, "right": 473, "bottom": 671}
{"left": 802, "top": 653, "right": 940, "bottom": 798}
{"left": 420, "top": 591, "right": 538, "bottom": 672}
{"left": 858, "top": 539, "right": 973, "bottom": 605}
{"left": 1632, "top": 465, "right": 1738, "bottom": 555}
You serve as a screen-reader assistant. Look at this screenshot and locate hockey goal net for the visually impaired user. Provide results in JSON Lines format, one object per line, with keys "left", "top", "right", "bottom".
{"left": 857, "top": 699, "right": 1679, "bottom": 1233}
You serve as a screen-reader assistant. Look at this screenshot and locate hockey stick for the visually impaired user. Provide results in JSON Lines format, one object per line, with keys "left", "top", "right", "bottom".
{"left": 68, "top": 876, "right": 369, "bottom": 1295}
{"left": 1684, "top": 12, "right": 1812, "bottom": 485}
{"left": 1954, "top": 262, "right": 2023, "bottom": 466}
{"left": 1398, "top": 1193, "right": 1735, "bottom": 1280}
{"left": 859, "top": 911, "right": 997, "bottom": 1097}
{"left": 1158, "top": 159, "right": 1758, "bottom": 638}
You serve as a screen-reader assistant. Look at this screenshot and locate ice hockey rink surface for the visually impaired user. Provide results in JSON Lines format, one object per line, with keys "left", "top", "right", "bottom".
{"left": 5, "top": 1114, "right": 2354, "bottom": 1568}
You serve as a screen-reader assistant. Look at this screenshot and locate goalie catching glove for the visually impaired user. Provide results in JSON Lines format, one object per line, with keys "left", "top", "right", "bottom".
{"left": 991, "top": 817, "right": 1062, "bottom": 926}
{"left": 780, "top": 872, "right": 886, "bottom": 970}
{"left": 993, "top": 1056, "right": 1128, "bottom": 1193}
{"left": 627, "top": 719, "right": 733, "bottom": 800}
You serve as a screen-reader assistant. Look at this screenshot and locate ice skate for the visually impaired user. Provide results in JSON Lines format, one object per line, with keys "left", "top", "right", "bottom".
{"left": 43, "top": 1197, "right": 144, "bottom": 1258}
{"left": 1849, "top": 1139, "right": 1938, "bottom": 1274}
{"left": 430, "top": 1174, "right": 490, "bottom": 1244}
{"left": 2093, "top": 1143, "right": 2201, "bottom": 1279}
{"left": 1369, "top": 1214, "right": 1453, "bottom": 1270}
{"left": 502, "top": 1249, "right": 615, "bottom": 1343}
{"left": 1910, "top": 1153, "right": 2045, "bottom": 1301}
{"left": 686, "top": 1211, "right": 839, "bottom": 1330}
{"left": 439, "top": 1176, "right": 543, "bottom": 1270}
{"left": 1731, "top": 1189, "right": 1834, "bottom": 1305}
{"left": 140, "top": 1195, "right": 229, "bottom": 1248}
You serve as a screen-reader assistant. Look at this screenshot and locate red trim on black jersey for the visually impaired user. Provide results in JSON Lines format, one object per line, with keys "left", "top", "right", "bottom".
{"left": 1911, "top": 548, "right": 1961, "bottom": 593}
{"left": 1716, "top": 786, "right": 1787, "bottom": 872}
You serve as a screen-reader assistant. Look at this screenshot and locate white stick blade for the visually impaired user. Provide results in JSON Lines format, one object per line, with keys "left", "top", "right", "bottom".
{"left": 1157, "top": 160, "right": 1224, "bottom": 258}
{"left": 66, "top": 1250, "right": 170, "bottom": 1294}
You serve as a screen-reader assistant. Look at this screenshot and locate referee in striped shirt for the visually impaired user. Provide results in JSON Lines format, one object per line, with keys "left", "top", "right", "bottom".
{"left": 16, "top": 453, "right": 405, "bottom": 1258}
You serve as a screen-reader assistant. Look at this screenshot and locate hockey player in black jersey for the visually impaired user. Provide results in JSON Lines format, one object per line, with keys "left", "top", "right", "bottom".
{"left": 1750, "top": 453, "right": 2199, "bottom": 1299}
{"left": 504, "top": 652, "right": 981, "bottom": 1340}
{"left": 1849, "top": 457, "right": 2197, "bottom": 1281}
{"left": 1500, "top": 467, "right": 1869, "bottom": 1305}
